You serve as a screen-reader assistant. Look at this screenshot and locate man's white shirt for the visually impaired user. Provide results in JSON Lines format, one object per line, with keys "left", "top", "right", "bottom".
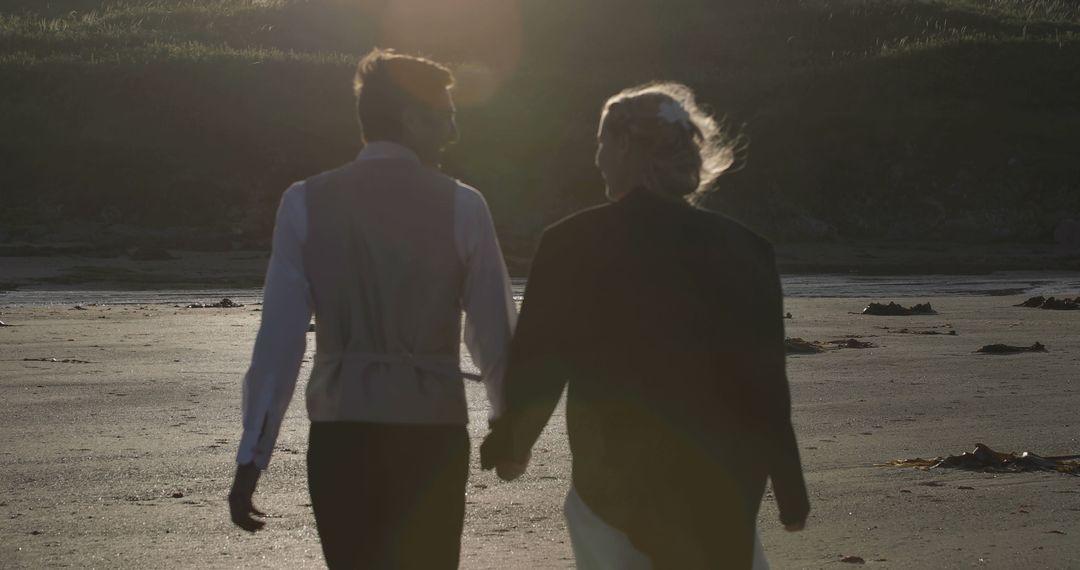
{"left": 237, "top": 142, "right": 517, "bottom": 469}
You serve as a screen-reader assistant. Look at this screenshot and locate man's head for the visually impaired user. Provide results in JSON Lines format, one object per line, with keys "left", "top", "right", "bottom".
{"left": 354, "top": 49, "right": 458, "bottom": 165}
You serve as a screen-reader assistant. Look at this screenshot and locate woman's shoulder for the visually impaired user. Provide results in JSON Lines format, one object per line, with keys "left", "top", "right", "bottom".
{"left": 542, "top": 202, "right": 618, "bottom": 237}
{"left": 689, "top": 206, "right": 775, "bottom": 257}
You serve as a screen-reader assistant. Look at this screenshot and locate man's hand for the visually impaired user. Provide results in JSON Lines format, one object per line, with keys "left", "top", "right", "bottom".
{"left": 228, "top": 462, "right": 267, "bottom": 532}
{"left": 495, "top": 452, "right": 530, "bottom": 482}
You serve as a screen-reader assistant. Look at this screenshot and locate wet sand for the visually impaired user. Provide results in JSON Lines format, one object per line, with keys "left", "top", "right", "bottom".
{"left": 1, "top": 296, "right": 1079, "bottom": 568}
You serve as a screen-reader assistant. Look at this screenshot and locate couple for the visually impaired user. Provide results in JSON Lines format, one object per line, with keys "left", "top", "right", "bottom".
{"left": 229, "top": 49, "right": 809, "bottom": 569}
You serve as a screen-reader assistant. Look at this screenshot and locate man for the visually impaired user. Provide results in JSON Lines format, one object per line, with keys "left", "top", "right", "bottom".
{"left": 228, "top": 49, "right": 516, "bottom": 569}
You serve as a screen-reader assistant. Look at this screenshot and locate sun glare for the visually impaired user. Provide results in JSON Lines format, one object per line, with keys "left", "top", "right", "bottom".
{"left": 377, "top": 0, "right": 522, "bottom": 106}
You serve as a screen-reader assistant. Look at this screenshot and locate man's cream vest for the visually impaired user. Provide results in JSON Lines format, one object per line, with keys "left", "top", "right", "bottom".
{"left": 302, "top": 157, "right": 467, "bottom": 424}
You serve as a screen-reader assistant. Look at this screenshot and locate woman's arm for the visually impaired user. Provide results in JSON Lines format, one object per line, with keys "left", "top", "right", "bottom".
{"left": 755, "top": 243, "right": 811, "bottom": 527}
{"left": 481, "top": 230, "right": 573, "bottom": 472}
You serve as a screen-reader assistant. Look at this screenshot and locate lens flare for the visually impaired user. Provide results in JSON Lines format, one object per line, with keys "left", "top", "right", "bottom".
{"left": 376, "top": 0, "right": 523, "bottom": 106}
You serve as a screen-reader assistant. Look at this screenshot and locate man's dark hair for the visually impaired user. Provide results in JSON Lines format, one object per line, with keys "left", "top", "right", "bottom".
{"left": 353, "top": 49, "right": 455, "bottom": 142}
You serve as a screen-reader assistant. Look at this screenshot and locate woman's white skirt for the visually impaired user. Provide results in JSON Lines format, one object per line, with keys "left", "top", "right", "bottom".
{"left": 564, "top": 485, "right": 769, "bottom": 570}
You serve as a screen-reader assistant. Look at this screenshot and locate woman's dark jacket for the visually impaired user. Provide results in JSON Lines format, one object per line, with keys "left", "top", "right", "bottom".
{"left": 482, "top": 189, "right": 810, "bottom": 568}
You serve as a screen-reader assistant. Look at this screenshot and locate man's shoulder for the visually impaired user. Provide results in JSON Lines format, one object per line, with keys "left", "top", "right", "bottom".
{"left": 276, "top": 181, "right": 309, "bottom": 215}
{"left": 302, "top": 161, "right": 358, "bottom": 191}
{"left": 282, "top": 180, "right": 307, "bottom": 198}
{"left": 453, "top": 180, "right": 490, "bottom": 211}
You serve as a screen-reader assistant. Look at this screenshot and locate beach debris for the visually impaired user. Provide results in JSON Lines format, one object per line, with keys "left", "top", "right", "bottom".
{"left": 976, "top": 342, "right": 1046, "bottom": 354}
{"left": 784, "top": 312, "right": 793, "bottom": 319}
{"left": 880, "top": 443, "right": 1080, "bottom": 475}
{"left": 840, "top": 556, "right": 866, "bottom": 564}
{"left": 860, "top": 302, "right": 936, "bottom": 316}
{"left": 826, "top": 338, "right": 877, "bottom": 349}
{"left": 71, "top": 305, "right": 88, "bottom": 311}
{"left": 877, "top": 325, "right": 957, "bottom": 335}
{"left": 786, "top": 337, "right": 877, "bottom": 354}
{"left": 308, "top": 323, "right": 316, "bottom": 332}
{"left": 185, "top": 298, "right": 242, "bottom": 309}
{"left": 0, "top": 321, "right": 11, "bottom": 327}
{"left": 1015, "top": 296, "right": 1079, "bottom": 310}
{"left": 22, "top": 357, "right": 91, "bottom": 364}
{"left": 1042, "top": 297, "right": 1080, "bottom": 310}
{"left": 785, "top": 338, "right": 826, "bottom": 354}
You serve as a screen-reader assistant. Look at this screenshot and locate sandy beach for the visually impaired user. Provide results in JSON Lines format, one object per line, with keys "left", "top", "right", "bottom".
{"left": 2, "top": 293, "right": 1079, "bottom": 569}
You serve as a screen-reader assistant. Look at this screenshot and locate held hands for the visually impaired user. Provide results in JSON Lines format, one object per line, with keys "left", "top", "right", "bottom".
{"left": 495, "top": 452, "right": 531, "bottom": 482}
{"left": 479, "top": 423, "right": 530, "bottom": 481}
{"left": 228, "top": 462, "right": 267, "bottom": 532}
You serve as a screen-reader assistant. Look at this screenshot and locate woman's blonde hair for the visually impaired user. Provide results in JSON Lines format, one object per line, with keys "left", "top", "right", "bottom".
{"left": 601, "top": 82, "right": 741, "bottom": 204}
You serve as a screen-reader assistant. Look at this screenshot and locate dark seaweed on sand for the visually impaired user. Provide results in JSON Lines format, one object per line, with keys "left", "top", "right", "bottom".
{"left": 883, "top": 443, "right": 1080, "bottom": 475}
{"left": 785, "top": 338, "right": 826, "bottom": 354}
{"left": 785, "top": 337, "right": 877, "bottom": 354}
{"left": 1014, "top": 296, "right": 1080, "bottom": 310}
{"left": 185, "top": 297, "right": 243, "bottom": 309}
{"left": 860, "top": 302, "right": 936, "bottom": 316}
{"left": 976, "top": 342, "right": 1047, "bottom": 354}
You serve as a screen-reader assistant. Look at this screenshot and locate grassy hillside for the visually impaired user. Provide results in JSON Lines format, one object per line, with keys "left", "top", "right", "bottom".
{"left": 2, "top": 0, "right": 1079, "bottom": 257}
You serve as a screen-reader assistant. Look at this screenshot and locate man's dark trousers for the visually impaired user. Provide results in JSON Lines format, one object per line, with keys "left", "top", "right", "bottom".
{"left": 307, "top": 421, "right": 470, "bottom": 569}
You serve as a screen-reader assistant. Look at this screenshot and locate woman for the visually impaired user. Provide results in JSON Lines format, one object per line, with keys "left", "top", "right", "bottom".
{"left": 481, "top": 82, "right": 809, "bottom": 569}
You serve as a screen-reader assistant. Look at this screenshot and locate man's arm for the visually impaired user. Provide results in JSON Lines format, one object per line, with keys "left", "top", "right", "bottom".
{"left": 230, "top": 183, "right": 313, "bottom": 531}
{"left": 457, "top": 185, "right": 517, "bottom": 421}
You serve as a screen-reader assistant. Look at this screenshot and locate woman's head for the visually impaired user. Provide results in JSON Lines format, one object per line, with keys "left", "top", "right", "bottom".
{"left": 596, "top": 82, "right": 738, "bottom": 203}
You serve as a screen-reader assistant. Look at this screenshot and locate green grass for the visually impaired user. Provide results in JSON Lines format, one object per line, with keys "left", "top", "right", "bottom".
{"left": 1, "top": 0, "right": 1079, "bottom": 249}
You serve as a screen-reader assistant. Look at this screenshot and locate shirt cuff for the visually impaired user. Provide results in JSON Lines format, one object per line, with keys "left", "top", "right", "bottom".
{"left": 236, "top": 426, "right": 268, "bottom": 469}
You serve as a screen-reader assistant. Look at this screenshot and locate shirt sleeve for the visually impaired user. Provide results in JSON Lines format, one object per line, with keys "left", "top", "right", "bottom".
{"left": 236, "top": 182, "right": 313, "bottom": 469}
{"left": 456, "top": 184, "right": 517, "bottom": 421}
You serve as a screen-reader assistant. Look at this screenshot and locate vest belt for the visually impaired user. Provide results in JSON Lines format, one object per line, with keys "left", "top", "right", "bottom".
{"left": 315, "top": 352, "right": 481, "bottom": 382}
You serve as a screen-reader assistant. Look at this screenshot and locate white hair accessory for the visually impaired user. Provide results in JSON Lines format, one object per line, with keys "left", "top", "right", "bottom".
{"left": 657, "top": 100, "right": 691, "bottom": 128}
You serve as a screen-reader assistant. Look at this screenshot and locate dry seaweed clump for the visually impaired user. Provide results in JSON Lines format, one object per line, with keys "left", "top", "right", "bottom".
{"left": 881, "top": 443, "right": 1080, "bottom": 475}
{"left": 785, "top": 338, "right": 826, "bottom": 354}
{"left": 860, "top": 302, "right": 936, "bottom": 316}
{"left": 976, "top": 342, "right": 1046, "bottom": 354}
{"left": 877, "top": 324, "right": 957, "bottom": 335}
{"left": 1014, "top": 296, "right": 1080, "bottom": 310}
{"left": 827, "top": 338, "right": 876, "bottom": 349}
{"left": 185, "top": 298, "right": 242, "bottom": 309}
{"left": 785, "top": 337, "right": 877, "bottom": 354}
